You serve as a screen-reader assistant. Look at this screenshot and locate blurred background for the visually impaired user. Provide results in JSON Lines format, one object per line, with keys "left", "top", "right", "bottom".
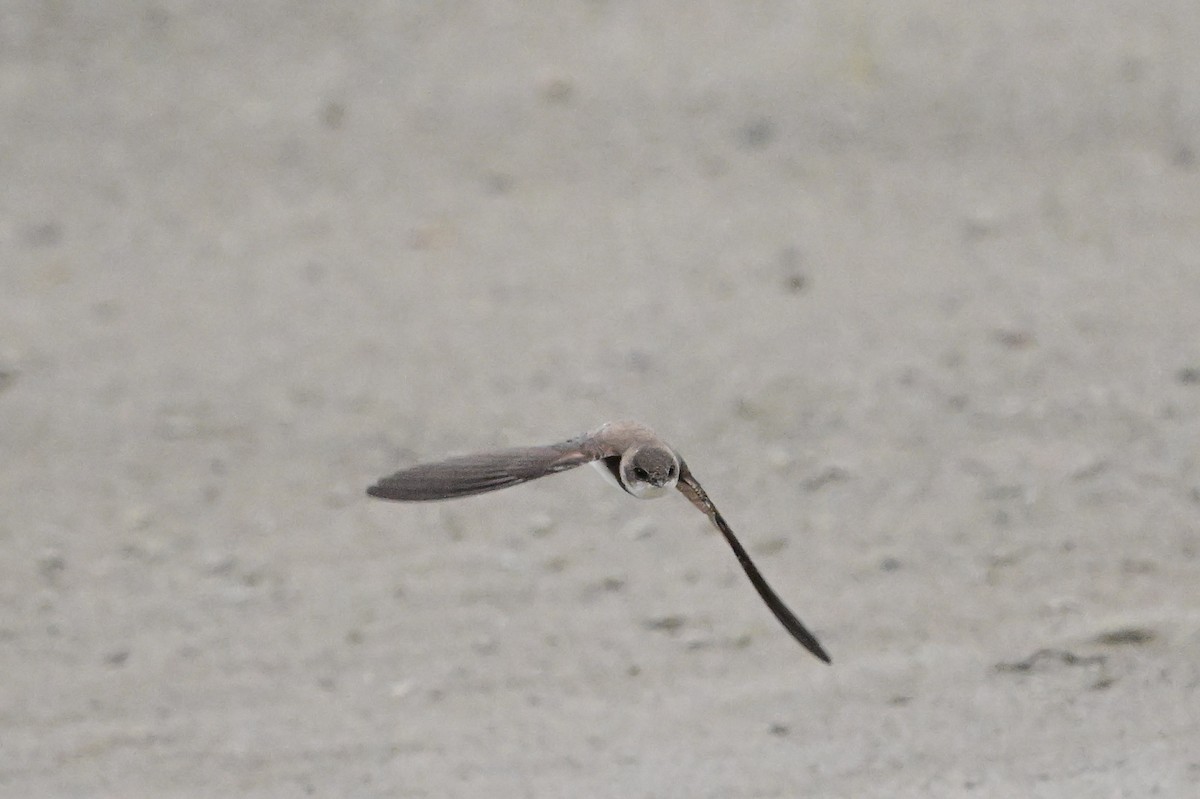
{"left": 2, "top": 2, "right": 1198, "bottom": 796}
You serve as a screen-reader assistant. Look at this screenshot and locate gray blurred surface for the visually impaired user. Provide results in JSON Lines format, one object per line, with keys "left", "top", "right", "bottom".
{"left": 2, "top": 2, "right": 1199, "bottom": 796}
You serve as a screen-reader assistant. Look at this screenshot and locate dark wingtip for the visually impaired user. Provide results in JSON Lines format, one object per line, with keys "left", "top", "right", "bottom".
{"left": 367, "top": 480, "right": 415, "bottom": 500}
{"left": 791, "top": 624, "right": 832, "bottom": 664}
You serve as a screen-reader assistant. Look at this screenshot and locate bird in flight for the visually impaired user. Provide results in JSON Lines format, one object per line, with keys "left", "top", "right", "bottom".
{"left": 367, "top": 420, "right": 830, "bottom": 663}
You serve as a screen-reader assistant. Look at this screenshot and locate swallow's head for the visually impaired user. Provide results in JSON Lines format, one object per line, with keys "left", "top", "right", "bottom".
{"left": 621, "top": 446, "right": 680, "bottom": 498}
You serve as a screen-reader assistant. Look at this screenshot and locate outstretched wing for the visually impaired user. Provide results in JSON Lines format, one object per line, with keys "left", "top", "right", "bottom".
{"left": 367, "top": 436, "right": 607, "bottom": 501}
{"left": 675, "top": 462, "right": 831, "bottom": 664}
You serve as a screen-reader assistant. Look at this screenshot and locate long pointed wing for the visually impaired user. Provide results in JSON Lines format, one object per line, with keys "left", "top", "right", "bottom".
{"left": 367, "top": 436, "right": 606, "bottom": 501}
{"left": 675, "top": 463, "right": 831, "bottom": 663}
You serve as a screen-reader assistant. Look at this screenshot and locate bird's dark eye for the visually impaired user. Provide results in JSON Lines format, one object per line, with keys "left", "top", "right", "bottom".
{"left": 632, "top": 466, "right": 649, "bottom": 480}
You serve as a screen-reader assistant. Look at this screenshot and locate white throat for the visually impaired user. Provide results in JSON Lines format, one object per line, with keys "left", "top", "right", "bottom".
{"left": 590, "top": 460, "right": 674, "bottom": 499}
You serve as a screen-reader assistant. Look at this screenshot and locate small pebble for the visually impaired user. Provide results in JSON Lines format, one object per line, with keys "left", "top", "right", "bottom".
{"left": 528, "top": 513, "right": 555, "bottom": 537}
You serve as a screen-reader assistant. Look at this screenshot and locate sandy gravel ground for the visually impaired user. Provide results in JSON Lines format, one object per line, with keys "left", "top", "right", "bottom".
{"left": 3, "top": 2, "right": 1199, "bottom": 797}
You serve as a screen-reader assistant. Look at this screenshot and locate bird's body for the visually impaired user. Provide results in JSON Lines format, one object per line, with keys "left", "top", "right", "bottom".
{"left": 367, "top": 420, "right": 830, "bottom": 663}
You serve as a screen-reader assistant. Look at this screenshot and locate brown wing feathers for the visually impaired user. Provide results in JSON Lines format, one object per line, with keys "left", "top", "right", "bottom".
{"left": 676, "top": 463, "right": 831, "bottom": 663}
{"left": 367, "top": 440, "right": 599, "bottom": 501}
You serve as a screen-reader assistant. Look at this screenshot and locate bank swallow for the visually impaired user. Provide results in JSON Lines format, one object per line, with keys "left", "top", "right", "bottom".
{"left": 367, "top": 420, "right": 830, "bottom": 663}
